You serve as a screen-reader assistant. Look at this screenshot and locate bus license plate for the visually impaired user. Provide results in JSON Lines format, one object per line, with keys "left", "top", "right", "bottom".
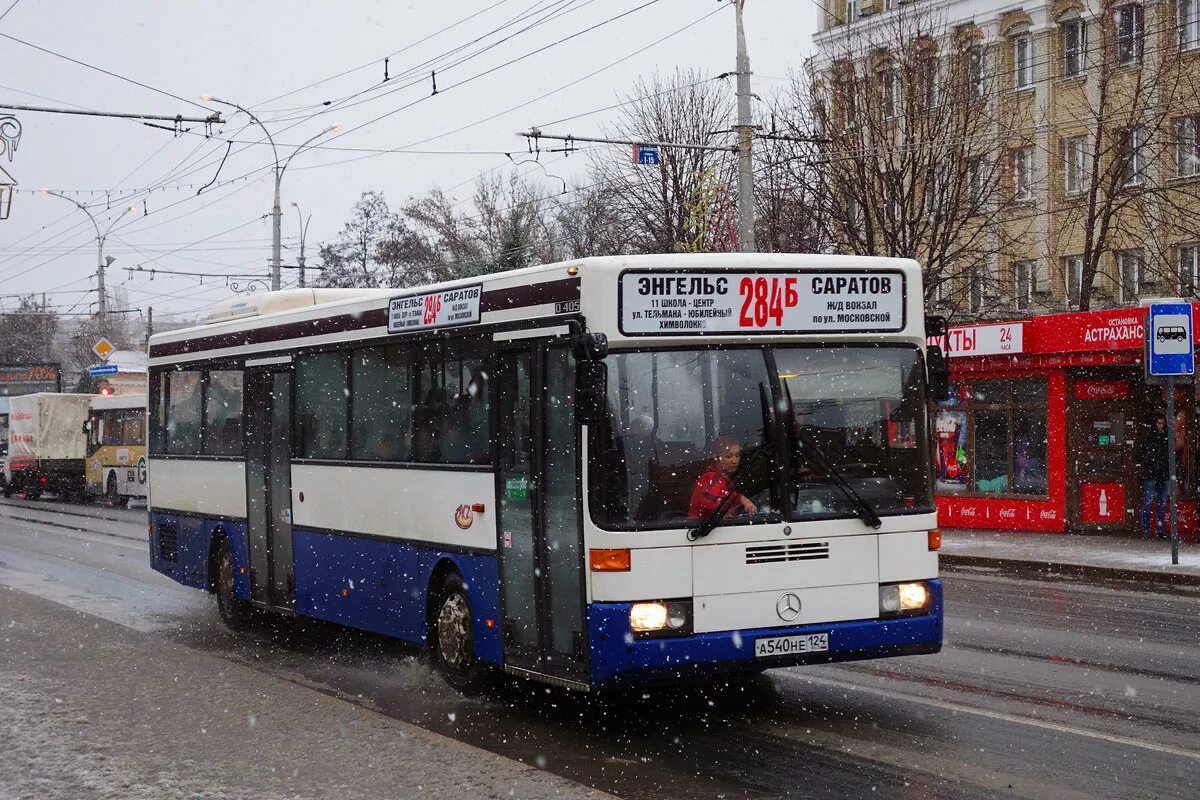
{"left": 754, "top": 633, "right": 829, "bottom": 658}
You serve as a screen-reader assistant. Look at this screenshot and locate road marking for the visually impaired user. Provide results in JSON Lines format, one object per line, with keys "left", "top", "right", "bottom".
{"left": 775, "top": 671, "right": 1200, "bottom": 762}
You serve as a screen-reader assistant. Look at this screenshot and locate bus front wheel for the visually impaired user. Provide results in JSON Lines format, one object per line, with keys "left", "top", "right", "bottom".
{"left": 431, "top": 572, "right": 487, "bottom": 695}
{"left": 215, "top": 538, "right": 253, "bottom": 630}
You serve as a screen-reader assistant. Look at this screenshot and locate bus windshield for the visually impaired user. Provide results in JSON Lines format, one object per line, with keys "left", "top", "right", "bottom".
{"left": 590, "top": 345, "right": 932, "bottom": 530}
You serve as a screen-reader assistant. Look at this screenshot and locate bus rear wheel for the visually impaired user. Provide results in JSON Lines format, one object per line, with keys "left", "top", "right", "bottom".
{"left": 106, "top": 474, "right": 128, "bottom": 508}
{"left": 215, "top": 538, "right": 253, "bottom": 630}
{"left": 431, "top": 572, "right": 487, "bottom": 695}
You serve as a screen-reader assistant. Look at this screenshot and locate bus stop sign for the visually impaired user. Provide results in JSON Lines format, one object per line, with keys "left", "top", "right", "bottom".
{"left": 1147, "top": 302, "right": 1194, "bottom": 376}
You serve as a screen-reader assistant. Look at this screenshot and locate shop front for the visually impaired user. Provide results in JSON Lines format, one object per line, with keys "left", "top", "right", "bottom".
{"left": 934, "top": 306, "right": 1198, "bottom": 538}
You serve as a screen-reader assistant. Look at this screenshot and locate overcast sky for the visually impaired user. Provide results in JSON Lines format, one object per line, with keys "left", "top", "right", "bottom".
{"left": 0, "top": 0, "right": 818, "bottom": 323}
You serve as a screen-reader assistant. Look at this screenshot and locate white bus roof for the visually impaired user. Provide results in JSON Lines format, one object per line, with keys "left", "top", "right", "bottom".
{"left": 149, "top": 254, "right": 925, "bottom": 365}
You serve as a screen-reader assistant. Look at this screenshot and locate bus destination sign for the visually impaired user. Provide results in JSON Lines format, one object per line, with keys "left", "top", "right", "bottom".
{"left": 619, "top": 270, "right": 905, "bottom": 335}
{"left": 388, "top": 284, "right": 482, "bottom": 333}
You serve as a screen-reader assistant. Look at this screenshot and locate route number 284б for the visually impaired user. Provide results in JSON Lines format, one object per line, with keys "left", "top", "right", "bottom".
{"left": 739, "top": 276, "right": 799, "bottom": 328}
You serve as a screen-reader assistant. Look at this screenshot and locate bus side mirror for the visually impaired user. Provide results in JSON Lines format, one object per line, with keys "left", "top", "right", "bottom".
{"left": 82, "top": 420, "right": 91, "bottom": 434}
{"left": 576, "top": 361, "right": 607, "bottom": 425}
{"left": 573, "top": 331, "right": 608, "bottom": 361}
{"left": 927, "top": 345, "right": 951, "bottom": 401}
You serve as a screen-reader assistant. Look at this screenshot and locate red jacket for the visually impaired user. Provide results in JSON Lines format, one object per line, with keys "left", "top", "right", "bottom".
{"left": 688, "top": 466, "right": 743, "bottom": 519}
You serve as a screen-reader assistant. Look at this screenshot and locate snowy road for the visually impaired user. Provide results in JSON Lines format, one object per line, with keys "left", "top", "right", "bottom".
{"left": 1, "top": 497, "right": 1198, "bottom": 799}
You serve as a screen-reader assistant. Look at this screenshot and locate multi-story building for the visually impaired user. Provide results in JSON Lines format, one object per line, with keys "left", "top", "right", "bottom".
{"left": 811, "top": 0, "right": 1200, "bottom": 319}
{"left": 811, "top": 2, "right": 1200, "bottom": 537}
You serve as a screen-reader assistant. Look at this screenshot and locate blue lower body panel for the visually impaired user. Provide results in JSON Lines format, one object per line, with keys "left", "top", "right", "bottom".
{"left": 291, "top": 529, "right": 502, "bottom": 665}
{"left": 148, "top": 512, "right": 502, "bottom": 666}
{"left": 149, "top": 511, "right": 248, "bottom": 596}
{"left": 587, "top": 579, "right": 944, "bottom": 686}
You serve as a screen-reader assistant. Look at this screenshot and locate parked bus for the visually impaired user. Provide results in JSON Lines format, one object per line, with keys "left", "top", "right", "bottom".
{"left": 147, "top": 255, "right": 945, "bottom": 692}
{"left": 84, "top": 394, "right": 147, "bottom": 507}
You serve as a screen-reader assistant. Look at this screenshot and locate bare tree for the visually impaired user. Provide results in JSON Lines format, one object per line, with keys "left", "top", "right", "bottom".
{"left": 795, "top": 7, "right": 1021, "bottom": 321}
{"left": 0, "top": 296, "right": 59, "bottom": 365}
{"left": 315, "top": 191, "right": 395, "bottom": 288}
{"left": 588, "top": 70, "right": 736, "bottom": 253}
{"left": 1047, "top": 1, "right": 1200, "bottom": 310}
{"left": 553, "top": 183, "right": 628, "bottom": 258}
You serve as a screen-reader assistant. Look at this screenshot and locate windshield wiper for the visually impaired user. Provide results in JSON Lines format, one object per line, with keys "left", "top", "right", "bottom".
{"left": 686, "top": 483, "right": 743, "bottom": 541}
{"left": 782, "top": 381, "right": 882, "bottom": 530}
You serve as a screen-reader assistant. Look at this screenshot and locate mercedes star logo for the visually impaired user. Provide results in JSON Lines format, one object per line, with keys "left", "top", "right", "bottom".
{"left": 776, "top": 592, "right": 802, "bottom": 622}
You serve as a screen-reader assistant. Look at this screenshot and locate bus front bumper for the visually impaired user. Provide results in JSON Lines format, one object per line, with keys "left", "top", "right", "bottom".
{"left": 587, "top": 579, "right": 943, "bottom": 687}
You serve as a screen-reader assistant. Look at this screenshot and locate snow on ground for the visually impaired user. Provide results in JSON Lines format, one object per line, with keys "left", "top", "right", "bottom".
{"left": 0, "top": 671, "right": 300, "bottom": 800}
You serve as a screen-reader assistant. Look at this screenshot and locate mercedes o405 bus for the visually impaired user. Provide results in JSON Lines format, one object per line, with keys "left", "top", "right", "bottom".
{"left": 147, "top": 254, "right": 945, "bottom": 693}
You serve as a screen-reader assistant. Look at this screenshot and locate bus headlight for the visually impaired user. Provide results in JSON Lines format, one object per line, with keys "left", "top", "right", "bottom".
{"left": 879, "top": 582, "right": 930, "bottom": 617}
{"left": 630, "top": 602, "right": 667, "bottom": 632}
{"left": 898, "top": 582, "right": 929, "bottom": 610}
{"left": 630, "top": 600, "right": 692, "bottom": 635}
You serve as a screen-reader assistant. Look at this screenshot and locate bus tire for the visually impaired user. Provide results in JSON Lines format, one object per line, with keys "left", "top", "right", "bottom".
{"left": 106, "top": 473, "right": 128, "bottom": 508}
{"left": 214, "top": 537, "right": 253, "bottom": 630}
{"left": 430, "top": 572, "right": 487, "bottom": 695}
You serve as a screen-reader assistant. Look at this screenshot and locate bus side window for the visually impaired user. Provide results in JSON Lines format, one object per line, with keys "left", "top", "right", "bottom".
{"left": 350, "top": 345, "right": 411, "bottom": 462}
{"left": 443, "top": 338, "right": 490, "bottom": 465}
{"left": 204, "top": 370, "right": 243, "bottom": 456}
{"left": 297, "top": 352, "right": 349, "bottom": 460}
{"left": 165, "top": 370, "right": 203, "bottom": 454}
{"left": 412, "top": 342, "right": 445, "bottom": 464}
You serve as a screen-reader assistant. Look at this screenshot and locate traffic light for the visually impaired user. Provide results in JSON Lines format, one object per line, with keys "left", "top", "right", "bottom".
{"left": 98, "top": 383, "right": 114, "bottom": 396}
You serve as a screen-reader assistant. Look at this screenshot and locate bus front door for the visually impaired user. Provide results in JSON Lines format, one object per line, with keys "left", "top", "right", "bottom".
{"left": 494, "top": 344, "right": 588, "bottom": 687}
{"left": 244, "top": 368, "right": 295, "bottom": 609}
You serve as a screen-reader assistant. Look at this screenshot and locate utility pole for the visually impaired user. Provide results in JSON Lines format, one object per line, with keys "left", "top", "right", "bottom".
{"left": 146, "top": 306, "right": 153, "bottom": 342}
{"left": 292, "top": 202, "right": 312, "bottom": 289}
{"left": 40, "top": 191, "right": 133, "bottom": 323}
{"left": 734, "top": 0, "right": 755, "bottom": 253}
{"left": 200, "top": 95, "right": 338, "bottom": 291}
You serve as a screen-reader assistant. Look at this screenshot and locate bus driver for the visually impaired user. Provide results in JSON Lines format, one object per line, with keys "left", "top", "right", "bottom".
{"left": 688, "top": 436, "right": 758, "bottom": 520}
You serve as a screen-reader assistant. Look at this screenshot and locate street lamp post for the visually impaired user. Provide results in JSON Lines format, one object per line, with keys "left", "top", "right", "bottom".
{"left": 40, "top": 190, "right": 134, "bottom": 319}
{"left": 291, "top": 202, "right": 312, "bottom": 289}
{"left": 201, "top": 95, "right": 338, "bottom": 290}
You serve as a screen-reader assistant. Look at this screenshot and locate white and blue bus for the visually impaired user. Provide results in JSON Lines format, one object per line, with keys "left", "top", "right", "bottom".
{"left": 147, "top": 254, "right": 944, "bottom": 692}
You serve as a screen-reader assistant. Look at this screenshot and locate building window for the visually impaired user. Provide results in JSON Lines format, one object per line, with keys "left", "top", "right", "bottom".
{"left": 968, "top": 44, "right": 986, "bottom": 98}
{"left": 1014, "top": 146, "right": 1034, "bottom": 200}
{"left": 923, "top": 55, "right": 939, "bottom": 109}
{"left": 1063, "top": 255, "right": 1085, "bottom": 305}
{"left": 1181, "top": 245, "right": 1200, "bottom": 294}
{"left": 1013, "top": 34, "right": 1034, "bottom": 88}
{"left": 969, "top": 264, "right": 987, "bottom": 312}
{"left": 1118, "top": 249, "right": 1145, "bottom": 301}
{"left": 1064, "top": 135, "right": 1087, "bottom": 193}
{"left": 846, "top": 0, "right": 859, "bottom": 23}
{"left": 925, "top": 167, "right": 943, "bottom": 216}
{"left": 969, "top": 156, "right": 986, "bottom": 205}
{"left": 885, "top": 0, "right": 897, "bottom": 10}
{"left": 935, "top": 379, "right": 1049, "bottom": 497}
{"left": 1015, "top": 260, "right": 1038, "bottom": 310}
{"left": 1181, "top": 0, "right": 1200, "bottom": 49}
{"left": 1121, "top": 127, "right": 1147, "bottom": 186}
{"left": 1117, "top": 4, "right": 1145, "bottom": 65}
{"left": 1062, "top": 18, "right": 1087, "bottom": 76}
{"left": 1177, "top": 116, "right": 1200, "bottom": 177}
{"left": 881, "top": 69, "right": 899, "bottom": 119}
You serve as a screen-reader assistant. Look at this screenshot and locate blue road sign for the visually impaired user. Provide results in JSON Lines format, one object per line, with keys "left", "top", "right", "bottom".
{"left": 87, "top": 364, "right": 119, "bottom": 377}
{"left": 633, "top": 144, "right": 660, "bottom": 166}
{"left": 1148, "top": 302, "right": 1194, "bottom": 376}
